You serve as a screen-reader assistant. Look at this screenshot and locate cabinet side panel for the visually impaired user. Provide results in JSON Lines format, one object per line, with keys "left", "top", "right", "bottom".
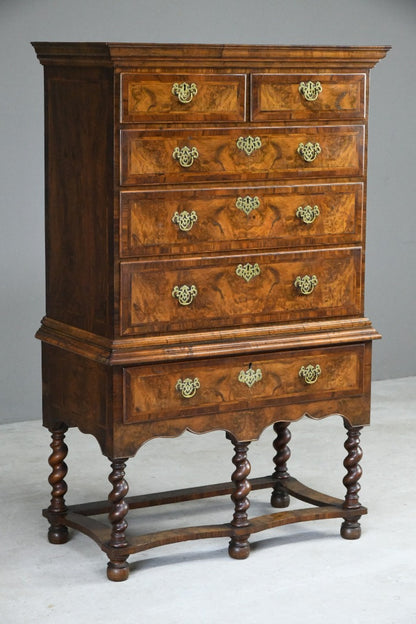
{"left": 44, "top": 66, "right": 114, "bottom": 336}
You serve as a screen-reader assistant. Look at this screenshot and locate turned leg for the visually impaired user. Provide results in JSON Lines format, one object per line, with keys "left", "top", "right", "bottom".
{"left": 341, "top": 422, "right": 363, "bottom": 540}
{"left": 47, "top": 424, "right": 69, "bottom": 544}
{"left": 227, "top": 435, "right": 251, "bottom": 559}
{"left": 271, "top": 421, "right": 291, "bottom": 508}
{"left": 107, "top": 458, "right": 130, "bottom": 581}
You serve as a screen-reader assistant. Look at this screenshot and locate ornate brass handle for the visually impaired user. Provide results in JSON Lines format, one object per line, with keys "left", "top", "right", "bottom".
{"left": 172, "top": 82, "right": 198, "bottom": 104}
{"left": 238, "top": 367, "right": 262, "bottom": 388}
{"left": 296, "top": 204, "right": 320, "bottom": 224}
{"left": 172, "top": 146, "right": 199, "bottom": 168}
{"left": 172, "top": 284, "right": 198, "bottom": 305}
{"left": 294, "top": 274, "right": 318, "bottom": 295}
{"left": 299, "top": 364, "right": 321, "bottom": 385}
{"left": 297, "top": 142, "right": 321, "bottom": 163}
{"left": 172, "top": 210, "right": 198, "bottom": 232}
{"left": 236, "top": 262, "right": 261, "bottom": 282}
{"left": 299, "top": 80, "right": 323, "bottom": 102}
{"left": 236, "top": 136, "right": 262, "bottom": 156}
{"left": 235, "top": 195, "right": 260, "bottom": 216}
{"left": 176, "top": 377, "right": 200, "bottom": 398}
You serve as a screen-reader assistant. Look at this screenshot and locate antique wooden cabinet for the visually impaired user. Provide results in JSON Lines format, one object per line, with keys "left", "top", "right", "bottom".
{"left": 32, "top": 43, "right": 389, "bottom": 581}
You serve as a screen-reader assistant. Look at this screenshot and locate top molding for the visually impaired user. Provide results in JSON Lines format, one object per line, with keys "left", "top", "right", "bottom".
{"left": 31, "top": 42, "right": 391, "bottom": 70}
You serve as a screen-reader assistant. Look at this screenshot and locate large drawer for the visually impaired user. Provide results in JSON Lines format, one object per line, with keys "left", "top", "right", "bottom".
{"left": 123, "top": 343, "right": 365, "bottom": 424}
{"left": 120, "top": 247, "right": 362, "bottom": 335}
{"left": 251, "top": 73, "right": 366, "bottom": 121}
{"left": 120, "top": 183, "right": 363, "bottom": 257}
{"left": 121, "top": 73, "right": 246, "bottom": 123}
{"left": 120, "top": 125, "right": 365, "bottom": 185}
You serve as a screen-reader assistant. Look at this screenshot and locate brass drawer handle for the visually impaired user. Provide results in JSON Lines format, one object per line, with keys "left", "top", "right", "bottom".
{"left": 235, "top": 195, "right": 260, "bottom": 216}
{"left": 236, "top": 262, "right": 261, "bottom": 282}
{"left": 299, "top": 80, "right": 323, "bottom": 102}
{"left": 237, "top": 135, "right": 262, "bottom": 156}
{"left": 299, "top": 364, "right": 322, "bottom": 385}
{"left": 238, "top": 367, "right": 263, "bottom": 388}
{"left": 297, "top": 142, "right": 321, "bottom": 163}
{"left": 172, "top": 210, "right": 198, "bottom": 232}
{"left": 294, "top": 274, "right": 318, "bottom": 295}
{"left": 172, "top": 146, "right": 199, "bottom": 168}
{"left": 172, "top": 284, "right": 198, "bottom": 305}
{"left": 176, "top": 377, "right": 200, "bottom": 398}
{"left": 296, "top": 204, "right": 320, "bottom": 224}
{"left": 172, "top": 81, "right": 198, "bottom": 104}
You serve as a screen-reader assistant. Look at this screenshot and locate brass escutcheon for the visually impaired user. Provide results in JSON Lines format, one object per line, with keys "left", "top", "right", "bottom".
{"left": 171, "top": 82, "right": 198, "bottom": 104}
{"left": 299, "top": 80, "right": 323, "bottom": 102}
{"left": 299, "top": 364, "right": 322, "bottom": 385}
{"left": 238, "top": 367, "right": 263, "bottom": 388}
{"left": 297, "top": 142, "right": 321, "bottom": 163}
{"left": 172, "top": 210, "right": 198, "bottom": 232}
{"left": 172, "top": 284, "right": 198, "bottom": 305}
{"left": 294, "top": 274, "right": 318, "bottom": 295}
{"left": 236, "top": 135, "right": 262, "bottom": 156}
{"left": 296, "top": 204, "right": 320, "bottom": 224}
{"left": 172, "top": 145, "right": 199, "bottom": 168}
{"left": 236, "top": 262, "right": 261, "bottom": 282}
{"left": 176, "top": 377, "right": 200, "bottom": 398}
{"left": 235, "top": 195, "right": 261, "bottom": 216}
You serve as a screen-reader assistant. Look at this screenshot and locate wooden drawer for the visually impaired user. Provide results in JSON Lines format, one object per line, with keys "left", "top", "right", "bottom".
{"left": 120, "top": 183, "right": 363, "bottom": 257}
{"left": 120, "top": 247, "right": 362, "bottom": 335}
{"left": 123, "top": 343, "right": 365, "bottom": 424}
{"left": 121, "top": 73, "right": 246, "bottom": 122}
{"left": 251, "top": 73, "right": 366, "bottom": 121}
{"left": 120, "top": 125, "right": 364, "bottom": 185}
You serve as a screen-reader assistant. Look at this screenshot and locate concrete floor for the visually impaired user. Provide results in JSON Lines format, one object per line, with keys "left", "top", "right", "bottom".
{"left": 1, "top": 376, "right": 415, "bottom": 623}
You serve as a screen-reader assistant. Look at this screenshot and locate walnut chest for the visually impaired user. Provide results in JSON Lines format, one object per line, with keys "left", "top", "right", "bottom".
{"left": 33, "top": 43, "right": 389, "bottom": 581}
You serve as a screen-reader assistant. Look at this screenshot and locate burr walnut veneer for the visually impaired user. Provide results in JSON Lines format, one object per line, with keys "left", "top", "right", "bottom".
{"left": 33, "top": 43, "right": 389, "bottom": 581}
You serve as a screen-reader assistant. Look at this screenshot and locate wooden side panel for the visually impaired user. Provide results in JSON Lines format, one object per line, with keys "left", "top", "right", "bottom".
{"left": 120, "top": 125, "right": 365, "bottom": 185}
{"left": 120, "top": 247, "right": 363, "bottom": 335}
{"left": 120, "top": 183, "right": 363, "bottom": 256}
{"left": 121, "top": 73, "right": 246, "bottom": 122}
{"left": 44, "top": 66, "right": 114, "bottom": 336}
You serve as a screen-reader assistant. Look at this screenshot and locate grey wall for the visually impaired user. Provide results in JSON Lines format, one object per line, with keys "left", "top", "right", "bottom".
{"left": 1, "top": 0, "right": 415, "bottom": 424}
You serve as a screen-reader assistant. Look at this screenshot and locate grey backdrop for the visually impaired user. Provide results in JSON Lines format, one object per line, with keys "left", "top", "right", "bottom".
{"left": 1, "top": 0, "right": 415, "bottom": 425}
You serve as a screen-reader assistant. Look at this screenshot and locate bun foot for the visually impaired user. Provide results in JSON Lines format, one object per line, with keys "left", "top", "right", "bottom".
{"left": 48, "top": 525, "right": 69, "bottom": 544}
{"left": 340, "top": 520, "right": 361, "bottom": 540}
{"left": 270, "top": 489, "right": 290, "bottom": 508}
{"left": 107, "top": 560, "right": 130, "bottom": 582}
{"left": 228, "top": 539, "right": 250, "bottom": 560}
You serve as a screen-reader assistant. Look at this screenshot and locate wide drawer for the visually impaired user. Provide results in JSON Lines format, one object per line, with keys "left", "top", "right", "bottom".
{"left": 121, "top": 73, "right": 246, "bottom": 122}
{"left": 120, "top": 247, "right": 362, "bottom": 335}
{"left": 123, "top": 343, "right": 365, "bottom": 424}
{"left": 120, "top": 183, "right": 363, "bottom": 257}
{"left": 251, "top": 73, "right": 366, "bottom": 121}
{"left": 120, "top": 125, "right": 364, "bottom": 186}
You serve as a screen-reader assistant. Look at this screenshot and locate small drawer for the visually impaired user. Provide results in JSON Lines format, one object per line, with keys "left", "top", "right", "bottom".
{"left": 120, "top": 183, "right": 363, "bottom": 257}
{"left": 251, "top": 73, "right": 366, "bottom": 121}
{"left": 121, "top": 73, "right": 246, "bottom": 122}
{"left": 120, "top": 125, "right": 364, "bottom": 186}
{"left": 120, "top": 247, "right": 362, "bottom": 335}
{"left": 123, "top": 344, "right": 365, "bottom": 424}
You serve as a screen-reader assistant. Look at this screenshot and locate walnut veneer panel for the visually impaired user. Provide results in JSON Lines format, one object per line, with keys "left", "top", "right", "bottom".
{"left": 121, "top": 125, "right": 364, "bottom": 185}
{"left": 251, "top": 73, "right": 366, "bottom": 121}
{"left": 120, "top": 247, "right": 362, "bottom": 335}
{"left": 121, "top": 73, "right": 246, "bottom": 122}
{"left": 120, "top": 183, "right": 363, "bottom": 256}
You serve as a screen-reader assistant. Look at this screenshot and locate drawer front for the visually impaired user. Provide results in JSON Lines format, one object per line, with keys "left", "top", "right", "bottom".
{"left": 120, "top": 183, "right": 363, "bottom": 257}
{"left": 120, "top": 247, "right": 362, "bottom": 335}
{"left": 123, "top": 344, "right": 365, "bottom": 424}
{"left": 121, "top": 73, "right": 246, "bottom": 122}
{"left": 120, "top": 125, "right": 364, "bottom": 186}
{"left": 251, "top": 73, "right": 366, "bottom": 121}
